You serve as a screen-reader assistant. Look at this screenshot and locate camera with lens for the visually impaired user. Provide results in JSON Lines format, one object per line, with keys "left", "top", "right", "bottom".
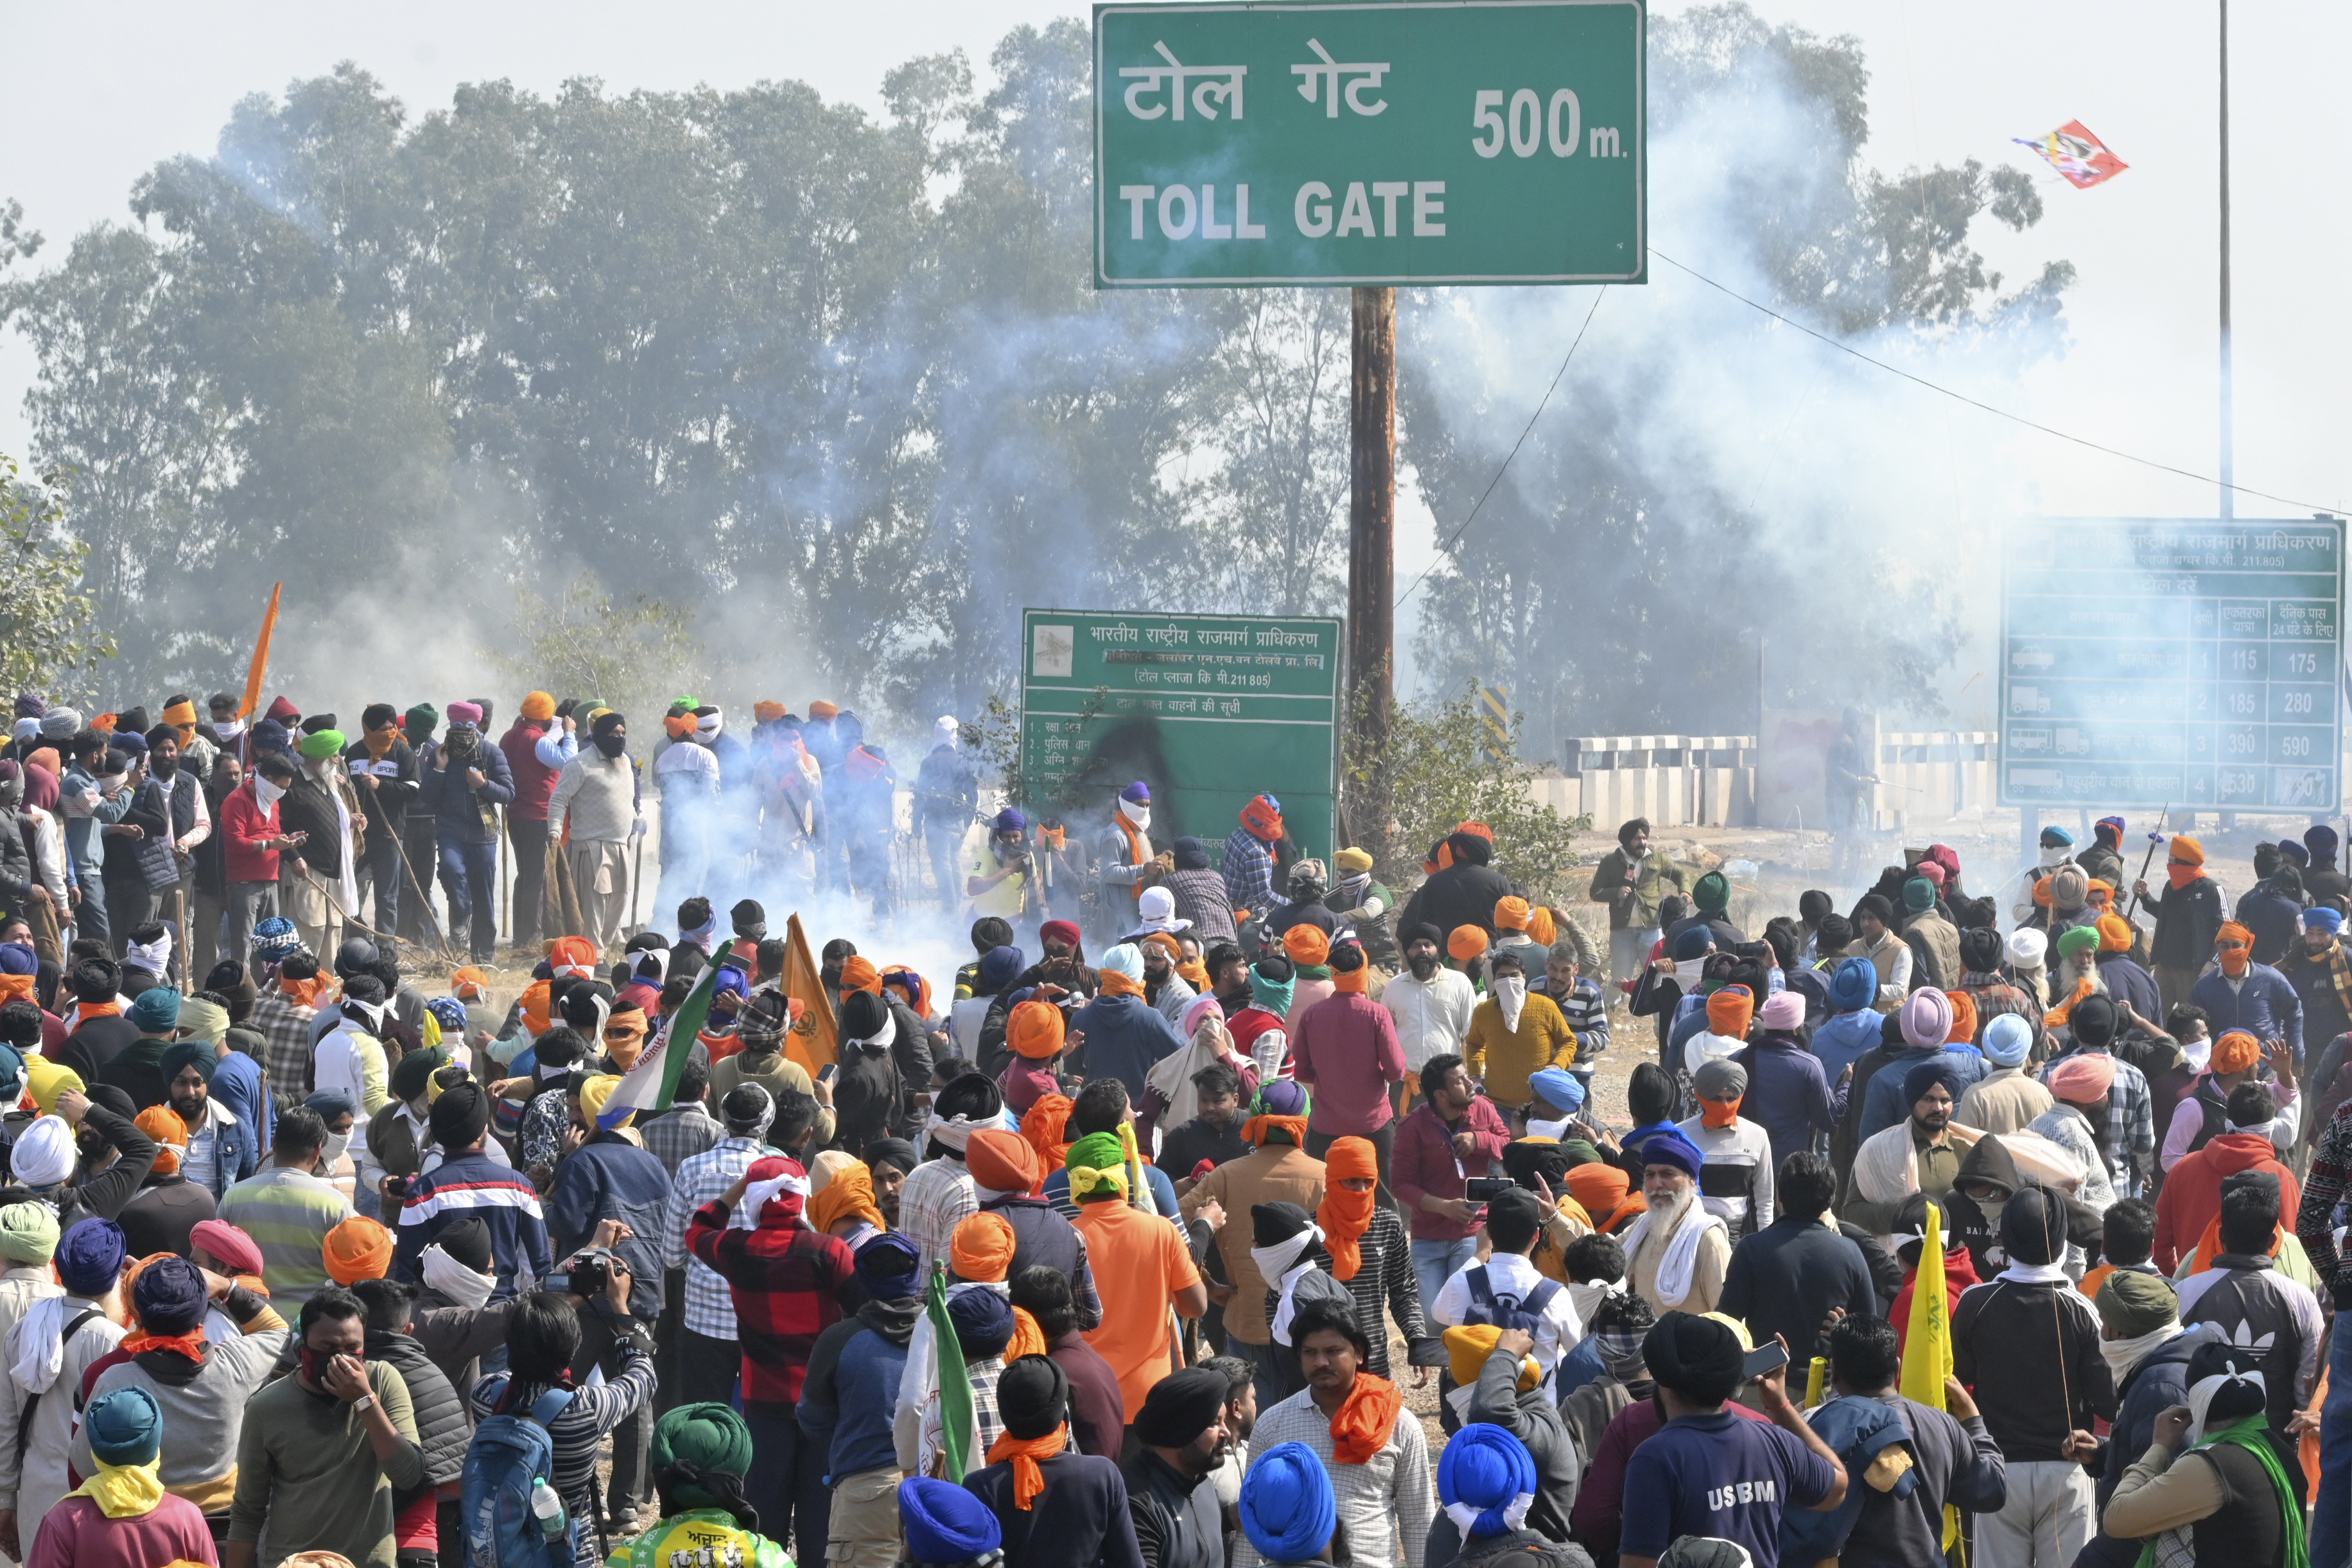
{"left": 553, "top": 1246, "right": 623, "bottom": 1298}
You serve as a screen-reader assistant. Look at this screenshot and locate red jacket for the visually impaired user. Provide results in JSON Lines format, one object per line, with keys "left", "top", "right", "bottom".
{"left": 2155, "top": 1131, "right": 2301, "bottom": 1272}
{"left": 219, "top": 781, "right": 280, "bottom": 884}
{"left": 500, "top": 720, "right": 561, "bottom": 821}
{"left": 1391, "top": 1096, "right": 1511, "bottom": 1241}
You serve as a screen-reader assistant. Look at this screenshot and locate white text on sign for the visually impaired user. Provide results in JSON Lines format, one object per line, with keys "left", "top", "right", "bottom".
{"left": 1471, "top": 89, "right": 1621, "bottom": 157}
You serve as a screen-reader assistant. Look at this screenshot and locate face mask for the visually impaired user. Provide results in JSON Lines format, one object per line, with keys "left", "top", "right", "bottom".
{"left": 1675, "top": 957, "right": 1707, "bottom": 988}
{"left": 1700, "top": 1095, "right": 1743, "bottom": 1130}
{"left": 2168, "top": 862, "right": 2199, "bottom": 890}
{"left": 297, "top": 1345, "right": 339, "bottom": 1389}
{"left": 213, "top": 722, "right": 242, "bottom": 741}
{"left": 254, "top": 777, "right": 286, "bottom": 810}
{"left": 1120, "top": 801, "right": 1151, "bottom": 833}
{"left": 595, "top": 733, "right": 627, "bottom": 758}
{"left": 2218, "top": 945, "right": 2250, "bottom": 977}
{"left": 443, "top": 729, "right": 478, "bottom": 762}
{"left": 322, "top": 1130, "right": 352, "bottom": 1169}
{"left": 2039, "top": 844, "right": 2068, "bottom": 867}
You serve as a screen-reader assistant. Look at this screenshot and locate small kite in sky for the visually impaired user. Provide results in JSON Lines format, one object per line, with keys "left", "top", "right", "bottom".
{"left": 2013, "top": 121, "right": 2129, "bottom": 188}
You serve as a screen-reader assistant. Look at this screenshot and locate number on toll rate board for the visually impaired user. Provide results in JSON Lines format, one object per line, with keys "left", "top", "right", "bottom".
{"left": 1093, "top": 0, "right": 1646, "bottom": 286}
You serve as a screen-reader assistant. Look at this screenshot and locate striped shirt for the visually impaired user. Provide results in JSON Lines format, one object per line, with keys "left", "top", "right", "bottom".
{"left": 662, "top": 1136, "right": 776, "bottom": 1339}
{"left": 471, "top": 1331, "right": 656, "bottom": 1566}
{"left": 1233, "top": 1382, "right": 1433, "bottom": 1568}
{"left": 217, "top": 1163, "right": 356, "bottom": 1310}
{"left": 898, "top": 1155, "right": 979, "bottom": 1280}
{"left": 1267, "top": 1206, "right": 1428, "bottom": 1378}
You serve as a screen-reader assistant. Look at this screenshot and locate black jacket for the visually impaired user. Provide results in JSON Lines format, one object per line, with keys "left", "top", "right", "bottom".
{"left": 2148, "top": 875, "right": 2228, "bottom": 968}
{"left": 1951, "top": 1272, "right": 2116, "bottom": 1464}
{"left": 367, "top": 1323, "right": 472, "bottom": 1485}
{"left": 277, "top": 774, "right": 347, "bottom": 879}
{"left": 1400, "top": 859, "right": 1516, "bottom": 945}
{"left": 342, "top": 735, "right": 421, "bottom": 838}
{"left": 1123, "top": 1449, "right": 1223, "bottom": 1568}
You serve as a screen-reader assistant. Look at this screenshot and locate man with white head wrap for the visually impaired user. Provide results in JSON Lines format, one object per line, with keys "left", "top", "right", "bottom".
{"left": 663, "top": 1083, "right": 787, "bottom": 1408}
{"left": 2103, "top": 1337, "right": 2297, "bottom": 1565}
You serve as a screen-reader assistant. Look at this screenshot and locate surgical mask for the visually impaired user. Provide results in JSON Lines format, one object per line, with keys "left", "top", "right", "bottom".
{"left": 254, "top": 777, "right": 286, "bottom": 810}
{"left": 322, "top": 1130, "right": 352, "bottom": 1169}
{"left": 2039, "top": 844, "right": 2069, "bottom": 867}
{"left": 213, "top": 722, "right": 242, "bottom": 741}
{"left": 595, "top": 733, "right": 627, "bottom": 759}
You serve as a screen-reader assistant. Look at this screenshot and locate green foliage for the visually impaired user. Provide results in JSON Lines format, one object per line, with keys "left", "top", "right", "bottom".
{"left": 1353, "top": 687, "right": 1590, "bottom": 905}
{"left": 0, "top": 457, "right": 118, "bottom": 700}
{"left": 492, "top": 575, "right": 703, "bottom": 731}
{"left": 964, "top": 686, "right": 1115, "bottom": 817}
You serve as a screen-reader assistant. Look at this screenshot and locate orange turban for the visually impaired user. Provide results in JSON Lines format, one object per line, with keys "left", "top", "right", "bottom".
{"left": 2096, "top": 914, "right": 2134, "bottom": 954}
{"left": 1316, "top": 1137, "right": 1380, "bottom": 1283}
{"left": 324, "top": 1216, "right": 394, "bottom": 1285}
{"left": 664, "top": 713, "right": 697, "bottom": 740}
{"left": 1283, "top": 926, "right": 1331, "bottom": 967}
{"left": 1448, "top": 926, "right": 1488, "bottom": 963}
{"left": 1494, "top": 897, "right": 1531, "bottom": 932}
{"left": 753, "top": 700, "right": 787, "bottom": 722}
{"left": 2086, "top": 880, "right": 2116, "bottom": 910}
{"left": 966, "top": 1129, "right": 1040, "bottom": 1195}
{"left": 1018, "top": 1095, "right": 1074, "bottom": 1196}
{"left": 950, "top": 1211, "right": 1016, "bottom": 1284}
{"left": 1007, "top": 1000, "right": 1066, "bottom": 1060}
{"left": 135, "top": 1106, "right": 188, "bottom": 1177}
{"left": 451, "top": 966, "right": 490, "bottom": 1003}
{"left": 2172, "top": 835, "right": 2206, "bottom": 866}
{"left": 549, "top": 936, "right": 599, "bottom": 979}
{"left": 1457, "top": 821, "right": 1494, "bottom": 843}
{"left": 519, "top": 980, "right": 553, "bottom": 1036}
{"left": 808, "top": 700, "right": 840, "bottom": 720}
{"left": 1564, "top": 1162, "right": 1642, "bottom": 1232}
{"left": 1944, "top": 990, "right": 1978, "bottom": 1046}
{"left": 1705, "top": 987, "right": 1754, "bottom": 1039}
{"left": 2211, "top": 1030, "right": 2262, "bottom": 1076}
{"left": 1526, "top": 907, "right": 1557, "bottom": 947}
{"left": 809, "top": 1162, "right": 885, "bottom": 1237}
{"left": 520, "top": 692, "right": 556, "bottom": 722}
{"left": 839, "top": 957, "right": 882, "bottom": 995}
{"left": 1139, "top": 932, "right": 1183, "bottom": 964}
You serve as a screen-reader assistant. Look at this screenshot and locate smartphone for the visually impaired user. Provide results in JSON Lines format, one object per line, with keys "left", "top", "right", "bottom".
{"left": 1742, "top": 1341, "right": 1790, "bottom": 1382}
{"left": 817, "top": 1064, "right": 838, "bottom": 1084}
{"left": 1463, "top": 1176, "right": 1513, "bottom": 1201}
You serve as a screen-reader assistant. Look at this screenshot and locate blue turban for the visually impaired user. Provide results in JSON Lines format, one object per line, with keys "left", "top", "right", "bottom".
{"left": 1439, "top": 1423, "right": 1538, "bottom": 1538}
{"left": 0, "top": 1043, "right": 22, "bottom": 1101}
{"left": 1120, "top": 781, "right": 1151, "bottom": 804}
{"left": 1902, "top": 1061, "right": 1965, "bottom": 1108}
{"left": 1241, "top": 1442, "right": 1337, "bottom": 1563}
{"left": 1252, "top": 1079, "right": 1310, "bottom": 1119}
{"left": 305, "top": 1088, "right": 357, "bottom": 1123}
{"left": 250, "top": 917, "right": 300, "bottom": 961}
{"left": 2282, "top": 839, "right": 2311, "bottom": 868}
{"left": 2310, "top": 825, "right": 2341, "bottom": 858}
{"left": 711, "top": 964, "right": 751, "bottom": 1002}
{"left": 1529, "top": 1067, "right": 1585, "bottom": 1114}
{"left": 83, "top": 1385, "right": 162, "bottom": 1467}
{"left": 1672, "top": 926, "right": 1715, "bottom": 961}
{"left": 900, "top": 1476, "right": 1000, "bottom": 1565}
{"left": 128, "top": 988, "right": 181, "bottom": 1034}
{"left": 1829, "top": 957, "right": 1877, "bottom": 1014}
{"left": 159, "top": 1040, "right": 216, "bottom": 1091}
{"left": 1982, "top": 1013, "right": 2032, "bottom": 1070}
{"left": 855, "top": 1232, "right": 921, "bottom": 1302}
{"left": 132, "top": 1255, "right": 209, "bottom": 1336}
{"left": 946, "top": 1284, "right": 1015, "bottom": 1359}
{"left": 2039, "top": 824, "right": 2075, "bottom": 848}
{"left": 250, "top": 719, "right": 292, "bottom": 758}
{"left": 1248, "top": 961, "right": 1296, "bottom": 1016}
{"left": 426, "top": 996, "right": 470, "bottom": 1036}
{"left": 2308, "top": 907, "right": 2345, "bottom": 937}
{"left": 1638, "top": 1128, "right": 1704, "bottom": 1181}
{"left": 57, "top": 1217, "right": 126, "bottom": 1297}
{"left": 978, "top": 946, "right": 1025, "bottom": 992}
{"left": 993, "top": 806, "right": 1027, "bottom": 834}
{"left": 112, "top": 733, "right": 148, "bottom": 758}
{"left": 0, "top": 943, "right": 35, "bottom": 977}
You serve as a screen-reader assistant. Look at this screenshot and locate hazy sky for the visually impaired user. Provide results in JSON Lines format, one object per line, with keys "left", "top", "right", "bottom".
{"left": 3, "top": 0, "right": 2345, "bottom": 724}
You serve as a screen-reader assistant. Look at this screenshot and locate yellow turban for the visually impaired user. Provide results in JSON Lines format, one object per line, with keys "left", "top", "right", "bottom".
{"left": 577, "top": 1074, "right": 632, "bottom": 1129}
{"left": 25, "top": 1055, "right": 83, "bottom": 1116}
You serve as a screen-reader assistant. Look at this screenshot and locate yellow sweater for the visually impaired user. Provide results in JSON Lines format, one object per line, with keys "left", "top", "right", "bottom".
{"left": 1463, "top": 993, "right": 1576, "bottom": 1106}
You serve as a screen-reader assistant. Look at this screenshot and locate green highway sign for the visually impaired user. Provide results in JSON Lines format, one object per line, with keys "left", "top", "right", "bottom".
{"left": 1093, "top": 0, "right": 1646, "bottom": 286}
{"left": 1021, "top": 610, "right": 1342, "bottom": 865}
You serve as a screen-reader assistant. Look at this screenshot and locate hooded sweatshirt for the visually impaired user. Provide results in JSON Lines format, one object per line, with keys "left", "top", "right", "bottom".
{"left": 2153, "top": 1131, "right": 2300, "bottom": 1273}
{"left": 1950, "top": 1194, "right": 2117, "bottom": 1464}
{"left": 799, "top": 1294, "right": 921, "bottom": 1481}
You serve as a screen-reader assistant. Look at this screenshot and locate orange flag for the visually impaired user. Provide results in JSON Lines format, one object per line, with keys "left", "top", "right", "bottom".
{"left": 238, "top": 583, "right": 282, "bottom": 721}
{"left": 783, "top": 911, "right": 839, "bottom": 1078}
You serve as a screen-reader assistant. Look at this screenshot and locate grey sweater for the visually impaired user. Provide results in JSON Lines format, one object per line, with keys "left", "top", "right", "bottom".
{"left": 73, "top": 1285, "right": 289, "bottom": 1504}
{"left": 1424, "top": 1345, "right": 1581, "bottom": 1565}
{"left": 548, "top": 751, "right": 638, "bottom": 844}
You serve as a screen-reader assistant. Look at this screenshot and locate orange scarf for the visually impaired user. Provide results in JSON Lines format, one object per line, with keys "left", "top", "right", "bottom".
{"left": 121, "top": 1329, "right": 206, "bottom": 1363}
{"left": 1116, "top": 819, "right": 1148, "bottom": 902}
{"left": 1316, "top": 1138, "right": 1380, "bottom": 1282}
{"left": 279, "top": 974, "right": 329, "bottom": 1009}
{"left": 1020, "top": 1095, "right": 1074, "bottom": 1196}
{"left": 1699, "top": 1096, "right": 1742, "bottom": 1130}
{"left": 71, "top": 1000, "right": 122, "bottom": 1029}
{"left": 1177, "top": 958, "right": 1211, "bottom": 991}
{"left": 2184, "top": 1214, "right": 2283, "bottom": 1276}
{"left": 1329, "top": 1374, "right": 1403, "bottom": 1463}
{"left": 2043, "top": 972, "right": 2097, "bottom": 1031}
{"left": 1243, "top": 1114, "right": 1309, "bottom": 1149}
{"left": 0, "top": 974, "right": 33, "bottom": 1006}
{"left": 1099, "top": 970, "right": 1144, "bottom": 999}
{"left": 986, "top": 1424, "right": 1068, "bottom": 1509}
{"left": 1009, "top": 1305, "right": 1048, "bottom": 1362}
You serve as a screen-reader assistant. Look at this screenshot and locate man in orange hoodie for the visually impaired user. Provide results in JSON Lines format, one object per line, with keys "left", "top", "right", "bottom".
{"left": 2154, "top": 1079, "right": 2300, "bottom": 1272}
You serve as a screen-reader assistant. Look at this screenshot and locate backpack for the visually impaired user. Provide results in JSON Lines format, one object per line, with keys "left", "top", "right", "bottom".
{"left": 1459, "top": 1266, "right": 1562, "bottom": 1334}
{"left": 462, "top": 1384, "right": 575, "bottom": 1568}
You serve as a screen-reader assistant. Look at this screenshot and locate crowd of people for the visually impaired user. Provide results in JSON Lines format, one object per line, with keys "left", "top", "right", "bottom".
{"left": 3, "top": 681, "right": 2352, "bottom": 1568}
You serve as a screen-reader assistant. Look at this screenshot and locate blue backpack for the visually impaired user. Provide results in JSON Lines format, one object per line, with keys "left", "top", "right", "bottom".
{"left": 1459, "top": 1266, "right": 1560, "bottom": 1334}
{"left": 462, "top": 1383, "right": 575, "bottom": 1568}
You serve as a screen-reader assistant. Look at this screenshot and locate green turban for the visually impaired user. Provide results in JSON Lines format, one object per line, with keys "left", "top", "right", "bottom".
{"left": 390, "top": 1045, "right": 451, "bottom": 1106}
{"left": 653, "top": 1402, "right": 753, "bottom": 1509}
{"left": 0, "top": 1201, "right": 60, "bottom": 1265}
{"left": 1693, "top": 871, "right": 1730, "bottom": 914}
{"left": 297, "top": 728, "right": 346, "bottom": 760}
{"left": 405, "top": 703, "right": 438, "bottom": 731}
{"left": 1063, "top": 1131, "right": 1130, "bottom": 1201}
{"left": 159, "top": 1039, "right": 220, "bottom": 1092}
{"left": 2057, "top": 923, "right": 2102, "bottom": 961}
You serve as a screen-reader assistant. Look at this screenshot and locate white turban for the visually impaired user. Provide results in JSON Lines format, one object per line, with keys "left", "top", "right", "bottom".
{"left": 12, "top": 1116, "right": 76, "bottom": 1188}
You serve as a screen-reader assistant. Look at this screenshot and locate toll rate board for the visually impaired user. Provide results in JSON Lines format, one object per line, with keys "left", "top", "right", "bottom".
{"left": 2000, "top": 518, "right": 2345, "bottom": 812}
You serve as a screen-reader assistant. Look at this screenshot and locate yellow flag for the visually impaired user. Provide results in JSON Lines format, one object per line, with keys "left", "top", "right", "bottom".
{"left": 1899, "top": 1201, "right": 1963, "bottom": 1553}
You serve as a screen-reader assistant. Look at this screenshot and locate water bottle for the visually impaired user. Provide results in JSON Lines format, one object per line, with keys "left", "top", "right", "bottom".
{"left": 528, "top": 1478, "right": 567, "bottom": 1541}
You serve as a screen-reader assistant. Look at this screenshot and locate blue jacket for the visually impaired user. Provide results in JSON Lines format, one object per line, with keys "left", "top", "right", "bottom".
{"left": 2079, "top": 1327, "right": 2198, "bottom": 1568}
{"left": 2190, "top": 963, "right": 2306, "bottom": 1064}
{"left": 2235, "top": 878, "right": 2305, "bottom": 966}
{"left": 390, "top": 1147, "right": 554, "bottom": 1299}
{"left": 1733, "top": 1034, "right": 1846, "bottom": 1170}
{"left": 801, "top": 1299, "right": 917, "bottom": 1481}
{"left": 419, "top": 737, "right": 515, "bottom": 843}
{"left": 1068, "top": 993, "right": 1183, "bottom": 1100}
{"left": 1859, "top": 1047, "right": 1989, "bottom": 1140}
{"left": 1809, "top": 1009, "right": 1885, "bottom": 1083}
{"left": 2096, "top": 954, "right": 2163, "bottom": 1025}
{"left": 546, "top": 1132, "right": 672, "bottom": 1319}
{"left": 205, "top": 1047, "right": 270, "bottom": 1196}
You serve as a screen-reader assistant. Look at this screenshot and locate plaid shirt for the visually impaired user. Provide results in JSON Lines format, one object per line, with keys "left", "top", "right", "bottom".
{"left": 252, "top": 991, "right": 318, "bottom": 1099}
{"left": 1232, "top": 1381, "right": 1433, "bottom": 1568}
{"left": 2041, "top": 1045, "right": 2156, "bottom": 1198}
{"left": 686, "top": 1199, "right": 855, "bottom": 1411}
{"left": 641, "top": 1101, "right": 725, "bottom": 1178}
{"left": 1960, "top": 970, "right": 2048, "bottom": 1048}
{"left": 2297, "top": 1099, "right": 2352, "bottom": 1307}
{"left": 898, "top": 1155, "right": 978, "bottom": 1279}
{"left": 663, "top": 1136, "right": 778, "bottom": 1339}
{"left": 1223, "top": 827, "right": 1276, "bottom": 919}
